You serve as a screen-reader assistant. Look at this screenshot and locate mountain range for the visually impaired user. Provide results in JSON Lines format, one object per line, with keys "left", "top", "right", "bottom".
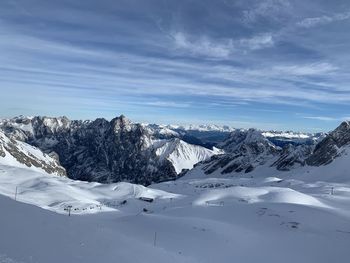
{"left": 0, "top": 115, "right": 348, "bottom": 185}
{"left": 0, "top": 115, "right": 220, "bottom": 185}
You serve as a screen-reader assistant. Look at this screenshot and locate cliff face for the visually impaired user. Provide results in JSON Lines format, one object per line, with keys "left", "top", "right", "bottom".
{"left": 0, "top": 115, "right": 218, "bottom": 185}
{"left": 3, "top": 116, "right": 349, "bottom": 183}
{"left": 202, "top": 129, "right": 280, "bottom": 175}
{"left": 307, "top": 121, "right": 350, "bottom": 166}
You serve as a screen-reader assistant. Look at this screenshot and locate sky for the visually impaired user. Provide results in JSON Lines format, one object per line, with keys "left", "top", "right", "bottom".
{"left": 1, "top": 0, "right": 350, "bottom": 132}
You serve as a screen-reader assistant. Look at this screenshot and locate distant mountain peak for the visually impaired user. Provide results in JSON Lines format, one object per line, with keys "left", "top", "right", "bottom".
{"left": 218, "top": 128, "right": 276, "bottom": 153}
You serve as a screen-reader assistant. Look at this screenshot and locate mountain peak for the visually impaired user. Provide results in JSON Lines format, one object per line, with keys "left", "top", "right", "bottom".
{"left": 306, "top": 120, "right": 350, "bottom": 166}
{"left": 333, "top": 120, "right": 350, "bottom": 135}
{"left": 111, "top": 115, "right": 132, "bottom": 132}
{"left": 219, "top": 128, "right": 274, "bottom": 153}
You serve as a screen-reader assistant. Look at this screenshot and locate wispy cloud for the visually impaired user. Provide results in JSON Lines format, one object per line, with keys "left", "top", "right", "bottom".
{"left": 143, "top": 101, "right": 191, "bottom": 108}
{"left": 303, "top": 116, "right": 338, "bottom": 122}
{"left": 171, "top": 32, "right": 274, "bottom": 58}
{"left": 172, "top": 32, "right": 232, "bottom": 58}
{"left": 242, "top": 0, "right": 292, "bottom": 23}
{"left": 239, "top": 33, "right": 274, "bottom": 50}
{"left": 272, "top": 62, "right": 337, "bottom": 76}
{"left": 297, "top": 11, "right": 350, "bottom": 28}
{"left": 302, "top": 116, "right": 350, "bottom": 122}
{"left": 0, "top": 30, "right": 347, "bottom": 107}
{"left": 1, "top": 0, "right": 350, "bottom": 131}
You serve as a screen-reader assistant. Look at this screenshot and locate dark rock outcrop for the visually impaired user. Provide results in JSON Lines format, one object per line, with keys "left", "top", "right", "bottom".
{"left": 272, "top": 144, "right": 313, "bottom": 171}
{"left": 307, "top": 121, "right": 350, "bottom": 166}
{"left": 203, "top": 129, "right": 280, "bottom": 175}
{"left": 0, "top": 115, "right": 179, "bottom": 185}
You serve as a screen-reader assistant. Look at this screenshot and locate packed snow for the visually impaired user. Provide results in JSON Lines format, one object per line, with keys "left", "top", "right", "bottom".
{"left": 1, "top": 154, "right": 350, "bottom": 262}
{"left": 0, "top": 165, "right": 180, "bottom": 214}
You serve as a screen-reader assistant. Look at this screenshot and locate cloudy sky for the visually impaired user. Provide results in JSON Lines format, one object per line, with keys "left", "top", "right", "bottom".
{"left": 1, "top": 0, "right": 350, "bottom": 131}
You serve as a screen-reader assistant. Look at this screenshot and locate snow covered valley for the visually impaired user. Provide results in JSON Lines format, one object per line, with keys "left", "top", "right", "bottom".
{"left": 1, "top": 163, "right": 350, "bottom": 263}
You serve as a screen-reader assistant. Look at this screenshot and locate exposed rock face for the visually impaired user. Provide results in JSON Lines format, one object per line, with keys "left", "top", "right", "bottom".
{"left": 192, "top": 122, "right": 350, "bottom": 176}
{"left": 66, "top": 115, "right": 177, "bottom": 184}
{"left": 0, "top": 115, "right": 218, "bottom": 185}
{"left": 0, "top": 131, "right": 66, "bottom": 176}
{"left": 307, "top": 121, "right": 350, "bottom": 166}
{"left": 0, "top": 141, "right": 6, "bottom": 158}
{"left": 272, "top": 144, "right": 313, "bottom": 171}
{"left": 202, "top": 129, "right": 280, "bottom": 175}
{"left": 3, "top": 115, "right": 346, "bottom": 182}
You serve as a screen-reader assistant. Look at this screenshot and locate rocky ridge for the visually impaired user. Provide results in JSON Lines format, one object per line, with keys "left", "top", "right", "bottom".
{"left": 0, "top": 115, "right": 218, "bottom": 185}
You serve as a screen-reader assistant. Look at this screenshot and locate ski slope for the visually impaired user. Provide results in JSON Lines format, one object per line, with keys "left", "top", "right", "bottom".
{"left": 0, "top": 165, "right": 180, "bottom": 214}
{"left": 1, "top": 162, "right": 350, "bottom": 263}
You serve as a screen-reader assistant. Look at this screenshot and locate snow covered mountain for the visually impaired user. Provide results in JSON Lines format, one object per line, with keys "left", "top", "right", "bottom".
{"left": 144, "top": 122, "right": 322, "bottom": 149}
{"left": 0, "top": 130, "right": 66, "bottom": 176}
{"left": 202, "top": 129, "right": 281, "bottom": 175}
{"left": 143, "top": 123, "right": 232, "bottom": 149}
{"left": 166, "top": 124, "right": 235, "bottom": 132}
{"left": 262, "top": 130, "right": 325, "bottom": 147}
{"left": 0, "top": 115, "right": 219, "bottom": 185}
{"left": 187, "top": 121, "right": 350, "bottom": 177}
{"left": 1, "top": 115, "right": 347, "bottom": 184}
{"left": 152, "top": 138, "right": 222, "bottom": 174}
{"left": 307, "top": 121, "right": 350, "bottom": 166}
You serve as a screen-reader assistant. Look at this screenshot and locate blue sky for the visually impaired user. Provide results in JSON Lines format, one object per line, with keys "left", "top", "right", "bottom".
{"left": 1, "top": 0, "right": 350, "bottom": 131}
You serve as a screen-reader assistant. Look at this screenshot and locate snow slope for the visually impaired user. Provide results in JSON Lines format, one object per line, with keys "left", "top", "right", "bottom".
{"left": 0, "top": 165, "right": 180, "bottom": 214}
{"left": 1, "top": 160, "right": 350, "bottom": 262}
{"left": 153, "top": 138, "right": 223, "bottom": 173}
{"left": 1, "top": 119, "right": 350, "bottom": 262}
{"left": 0, "top": 194, "right": 190, "bottom": 263}
{"left": 0, "top": 131, "right": 65, "bottom": 176}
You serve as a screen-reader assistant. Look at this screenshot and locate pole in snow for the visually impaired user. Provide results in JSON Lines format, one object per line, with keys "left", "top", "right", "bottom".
{"left": 154, "top": 232, "right": 157, "bottom": 247}
{"left": 15, "top": 186, "right": 18, "bottom": 201}
{"left": 67, "top": 205, "right": 72, "bottom": 216}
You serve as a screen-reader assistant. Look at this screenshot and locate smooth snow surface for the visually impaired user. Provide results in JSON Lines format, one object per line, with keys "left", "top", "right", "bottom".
{"left": 1, "top": 162, "right": 350, "bottom": 262}
{"left": 0, "top": 165, "right": 180, "bottom": 214}
{"left": 153, "top": 138, "right": 222, "bottom": 173}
